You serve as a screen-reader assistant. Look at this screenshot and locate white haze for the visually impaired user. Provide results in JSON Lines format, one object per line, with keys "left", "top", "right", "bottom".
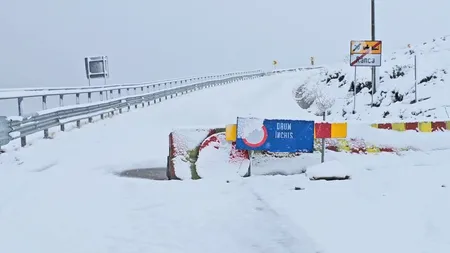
{"left": 0, "top": 0, "right": 448, "bottom": 88}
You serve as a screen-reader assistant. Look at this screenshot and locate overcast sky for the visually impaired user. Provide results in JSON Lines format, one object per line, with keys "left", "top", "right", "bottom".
{"left": 0, "top": 0, "right": 448, "bottom": 88}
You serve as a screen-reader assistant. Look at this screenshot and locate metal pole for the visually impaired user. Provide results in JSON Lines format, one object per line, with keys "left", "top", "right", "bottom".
{"left": 353, "top": 66, "right": 357, "bottom": 113}
{"left": 371, "top": 0, "right": 376, "bottom": 98}
{"left": 42, "top": 95, "right": 49, "bottom": 138}
{"left": 321, "top": 112, "right": 325, "bottom": 163}
{"left": 245, "top": 150, "right": 253, "bottom": 177}
{"left": 414, "top": 54, "right": 417, "bottom": 103}
{"left": 17, "top": 97, "right": 26, "bottom": 147}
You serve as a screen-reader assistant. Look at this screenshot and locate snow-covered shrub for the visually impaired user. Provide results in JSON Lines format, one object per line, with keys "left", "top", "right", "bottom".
{"left": 314, "top": 87, "right": 335, "bottom": 116}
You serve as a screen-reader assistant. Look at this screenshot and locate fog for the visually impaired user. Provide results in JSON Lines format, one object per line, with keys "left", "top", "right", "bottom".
{"left": 0, "top": 0, "right": 448, "bottom": 88}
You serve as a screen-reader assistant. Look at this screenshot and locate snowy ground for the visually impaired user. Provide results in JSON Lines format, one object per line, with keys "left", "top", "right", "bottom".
{"left": 247, "top": 152, "right": 450, "bottom": 253}
{"left": 294, "top": 36, "right": 450, "bottom": 121}
{"left": 1, "top": 68, "right": 450, "bottom": 252}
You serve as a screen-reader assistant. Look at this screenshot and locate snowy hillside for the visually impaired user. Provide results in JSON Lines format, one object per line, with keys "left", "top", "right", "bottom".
{"left": 294, "top": 35, "right": 450, "bottom": 122}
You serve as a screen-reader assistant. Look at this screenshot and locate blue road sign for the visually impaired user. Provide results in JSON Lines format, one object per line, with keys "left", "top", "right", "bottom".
{"left": 235, "top": 117, "right": 314, "bottom": 153}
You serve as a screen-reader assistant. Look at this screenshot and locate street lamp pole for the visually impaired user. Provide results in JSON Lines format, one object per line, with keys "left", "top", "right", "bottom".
{"left": 371, "top": 0, "right": 376, "bottom": 100}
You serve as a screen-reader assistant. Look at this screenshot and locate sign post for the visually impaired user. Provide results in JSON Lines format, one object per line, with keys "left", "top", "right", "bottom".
{"left": 353, "top": 66, "right": 357, "bottom": 113}
{"left": 84, "top": 56, "right": 109, "bottom": 87}
{"left": 350, "top": 40, "right": 382, "bottom": 109}
{"left": 414, "top": 54, "right": 417, "bottom": 103}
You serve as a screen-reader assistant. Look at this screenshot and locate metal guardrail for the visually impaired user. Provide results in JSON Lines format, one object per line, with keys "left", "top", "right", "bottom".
{"left": 0, "top": 72, "right": 264, "bottom": 149}
{"left": 0, "top": 70, "right": 261, "bottom": 95}
{"left": 0, "top": 70, "right": 263, "bottom": 116}
{"left": 269, "top": 66, "right": 324, "bottom": 74}
{"left": 0, "top": 66, "right": 320, "bottom": 150}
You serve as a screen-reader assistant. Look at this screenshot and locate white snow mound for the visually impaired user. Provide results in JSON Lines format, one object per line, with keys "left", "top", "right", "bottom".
{"left": 306, "top": 160, "right": 351, "bottom": 179}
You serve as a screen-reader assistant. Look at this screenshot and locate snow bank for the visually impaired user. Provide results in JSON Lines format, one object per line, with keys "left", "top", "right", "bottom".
{"left": 306, "top": 160, "right": 351, "bottom": 180}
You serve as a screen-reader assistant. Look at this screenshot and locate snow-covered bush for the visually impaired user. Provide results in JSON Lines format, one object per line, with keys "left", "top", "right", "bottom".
{"left": 314, "top": 87, "right": 335, "bottom": 116}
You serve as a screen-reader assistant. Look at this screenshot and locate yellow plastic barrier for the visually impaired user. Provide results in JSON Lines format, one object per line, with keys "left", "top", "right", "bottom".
{"left": 418, "top": 122, "right": 432, "bottom": 132}
{"left": 392, "top": 123, "right": 406, "bottom": 131}
{"left": 225, "top": 124, "right": 237, "bottom": 141}
{"left": 331, "top": 122, "right": 347, "bottom": 138}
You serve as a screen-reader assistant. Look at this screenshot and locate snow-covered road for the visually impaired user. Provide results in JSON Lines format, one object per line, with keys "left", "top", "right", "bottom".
{"left": 0, "top": 70, "right": 449, "bottom": 253}
{"left": 0, "top": 71, "right": 320, "bottom": 253}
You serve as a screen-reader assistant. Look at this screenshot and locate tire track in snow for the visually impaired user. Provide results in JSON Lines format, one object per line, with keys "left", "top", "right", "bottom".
{"left": 237, "top": 180, "right": 318, "bottom": 253}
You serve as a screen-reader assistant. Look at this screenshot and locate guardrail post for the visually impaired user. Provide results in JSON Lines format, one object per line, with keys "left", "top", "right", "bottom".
{"left": 126, "top": 88, "right": 130, "bottom": 95}
{"left": 134, "top": 88, "right": 137, "bottom": 95}
{"left": 42, "top": 96, "right": 49, "bottom": 138}
{"left": 139, "top": 87, "right": 145, "bottom": 107}
{"left": 76, "top": 93, "right": 81, "bottom": 128}
{"left": 109, "top": 89, "right": 113, "bottom": 99}
{"left": 88, "top": 92, "right": 93, "bottom": 123}
{"left": 152, "top": 85, "right": 157, "bottom": 103}
{"left": 17, "top": 97, "right": 27, "bottom": 147}
{"left": 59, "top": 95, "right": 65, "bottom": 131}
{"left": 147, "top": 86, "right": 151, "bottom": 105}
{"left": 171, "top": 82, "right": 175, "bottom": 98}
{"left": 118, "top": 89, "right": 123, "bottom": 113}
{"left": 100, "top": 91, "right": 104, "bottom": 119}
